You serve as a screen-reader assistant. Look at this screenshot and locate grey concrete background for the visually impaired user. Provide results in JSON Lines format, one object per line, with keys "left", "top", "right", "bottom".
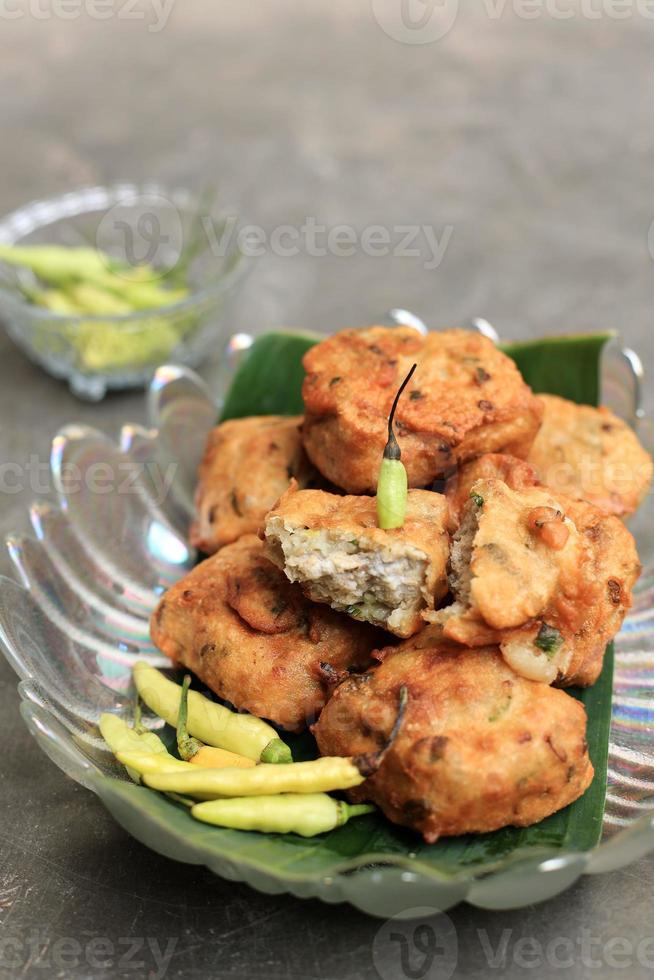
{"left": 1, "top": 2, "right": 653, "bottom": 978}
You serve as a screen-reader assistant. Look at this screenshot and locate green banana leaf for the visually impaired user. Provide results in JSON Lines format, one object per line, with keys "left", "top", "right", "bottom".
{"left": 118, "top": 327, "right": 613, "bottom": 885}
{"left": 220, "top": 330, "right": 613, "bottom": 420}
{"left": 501, "top": 333, "right": 614, "bottom": 406}
{"left": 220, "top": 331, "right": 320, "bottom": 420}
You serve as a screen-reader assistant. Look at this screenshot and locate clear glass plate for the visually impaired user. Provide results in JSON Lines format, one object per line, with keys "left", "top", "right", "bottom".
{"left": 1, "top": 326, "right": 653, "bottom": 919}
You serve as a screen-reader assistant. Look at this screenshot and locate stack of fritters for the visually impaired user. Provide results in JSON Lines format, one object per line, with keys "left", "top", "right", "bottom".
{"left": 151, "top": 534, "right": 381, "bottom": 731}
{"left": 151, "top": 324, "right": 651, "bottom": 842}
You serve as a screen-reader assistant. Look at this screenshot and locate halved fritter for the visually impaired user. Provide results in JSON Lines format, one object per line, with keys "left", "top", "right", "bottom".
{"left": 301, "top": 325, "right": 543, "bottom": 493}
{"left": 150, "top": 535, "right": 383, "bottom": 731}
{"left": 263, "top": 484, "right": 450, "bottom": 638}
{"left": 313, "top": 638, "right": 594, "bottom": 843}
{"left": 190, "top": 415, "right": 316, "bottom": 554}
{"left": 438, "top": 479, "right": 583, "bottom": 639}
{"left": 445, "top": 452, "right": 540, "bottom": 526}
{"left": 429, "top": 478, "right": 641, "bottom": 686}
{"left": 527, "top": 394, "right": 653, "bottom": 517}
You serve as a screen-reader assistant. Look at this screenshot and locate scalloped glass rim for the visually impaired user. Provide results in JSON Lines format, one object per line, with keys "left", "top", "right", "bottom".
{"left": 1, "top": 332, "right": 654, "bottom": 918}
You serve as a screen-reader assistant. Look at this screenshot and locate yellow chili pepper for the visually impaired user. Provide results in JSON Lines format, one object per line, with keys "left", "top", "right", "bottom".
{"left": 191, "top": 794, "right": 375, "bottom": 837}
{"left": 142, "top": 755, "right": 370, "bottom": 800}
{"left": 66, "top": 283, "right": 133, "bottom": 316}
{"left": 33, "top": 289, "right": 84, "bottom": 315}
{"left": 133, "top": 662, "right": 292, "bottom": 764}
{"left": 190, "top": 746, "right": 255, "bottom": 769}
{"left": 141, "top": 685, "right": 408, "bottom": 800}
{"left": 376, "top": 363, "right": 417, "bottom": 530}
{"left": 176, "top": 673, "right": 255, "bottom": 769}
{"left": 99, "top": 713, "right": 173, "bottom": 783}
{"left": 115, "top": 750, "right": 198, "bottom": 777}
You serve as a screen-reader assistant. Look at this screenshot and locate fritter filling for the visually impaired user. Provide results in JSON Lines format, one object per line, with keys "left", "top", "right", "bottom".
{"left": 266, "top": 521, "right": 430, "bottom": 635}
{"left": 263, "top": 486, "right": 450, "bottom": 638}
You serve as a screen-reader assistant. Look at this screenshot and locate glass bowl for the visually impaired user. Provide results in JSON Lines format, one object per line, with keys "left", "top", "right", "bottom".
{"left": 0, "top": 322, "right": 653, "bottom": 918}
{"left": 0, "top": 184, "right": 247, "bottom": 400}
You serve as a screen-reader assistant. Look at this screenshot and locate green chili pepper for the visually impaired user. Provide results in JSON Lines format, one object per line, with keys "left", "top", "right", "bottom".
{"left": 191, "top": 793, "right": 375, "bottom": 837}
{"left": 376, "top": 364, "right": 417, "bottom": 530}
{"left": 89, "top": 274, "right": 187, "bottom": 311}
{"left": 470, "top": 491, "right": 484, "bottom": 507}
{"left": 176, "top": 674, "right": 203, "bottom": 761}
{"left": 0, "top": 244, "right": 115, "bottom": 282}
{"left": 0, "top": 244, "right": 188, "bottom": 310}
{"left": 132, "top": 693, "right": 147, "bottom": 735}
{"left": 139, "top": 685, "right": 408, "bottom": 800}
{"left": 133, "top": 661, "right": 292, "bottom": 764}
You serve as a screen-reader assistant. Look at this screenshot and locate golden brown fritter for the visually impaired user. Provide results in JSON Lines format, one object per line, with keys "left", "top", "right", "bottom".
{"left": 504, "top": 493, "right": 641, "bottom": 687}
{"left": 430, "top": 478, "right": 641, "bottom": 687}
{"left": 313, "top": 638, "right": 594, "bottom": 842}
{"left": 527, "top": 394, "right": 653, "bottom": 517}
{"left": 150, "top": 535, "right": 383, "bottom": 731}
{"left": 263, "top": 484, "right": 450, "bottom": 637}
{"left": 190, "top": 416, "right": 316, "bottom": 554}
{"left": 301, "top": 326, "right": 543, "bottom": 493}
{"left": 445, "top": 453, "right": 540, "bottom": 527}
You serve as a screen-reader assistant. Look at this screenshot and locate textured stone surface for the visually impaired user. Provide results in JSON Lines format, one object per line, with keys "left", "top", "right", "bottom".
{"left": 1, "top": 4, "right": 653, "bottom": 978}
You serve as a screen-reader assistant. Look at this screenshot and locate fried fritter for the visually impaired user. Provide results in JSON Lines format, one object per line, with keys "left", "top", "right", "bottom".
{"left": 430, "top": 478, "right": 641, "bottom": 686}
{"left": 527, "top": 394, "right": 653, "bottom": 517}
{"left": 313, "top": 638, "right": 594, "bottom": 842}
{"left": 190, "top": 415, "right": 316, "bottom": 554}
{"left": 263, "top": 484, "right": 450, "bottom": 637}
{"left": 445, "top": 452, "right": 540, "bottom": 526}
{"left": 150, "top": 535, "right": 382, "bottom": 731}
{"left": 301, "top": 326, "right": 543, "bottom": 493}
